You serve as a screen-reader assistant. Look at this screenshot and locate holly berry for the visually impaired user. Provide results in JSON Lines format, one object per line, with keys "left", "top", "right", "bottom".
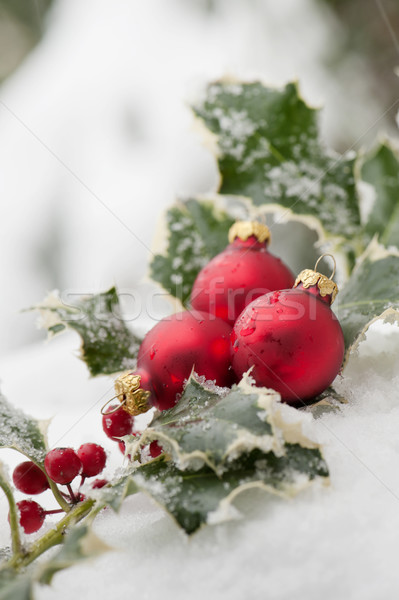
{"left": 102, "top": 405, "right": 134, "bottom": 440}
{"left": 191, "top": 221, "right": 294, "bottom": 325}
{"left": 133, "top": 309, "right": 234, "bottom": 411}
{"left": 149, "top": 441, "right": 163, "bottom": 458}
{"left": 91, "top": 478, "right": 108, "bottom": 489}
{"left": 44, "top": 448, "right": 82, "bottom": 485}
{"left": 231, "top": 257, "right": 345, "bottom": 403}
{"left": 13, "top": 461, "right": 49, "bottom": 495}
{"left": 77, "top": 443, "right": 107, "bottom": 478}
{"left": 15, "top": 499, "right": 45, "bottom": 534}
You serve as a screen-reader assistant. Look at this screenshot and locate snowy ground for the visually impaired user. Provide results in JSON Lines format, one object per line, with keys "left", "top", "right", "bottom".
{"left": 1, "top": 321, "right": 399, "bottom": 599}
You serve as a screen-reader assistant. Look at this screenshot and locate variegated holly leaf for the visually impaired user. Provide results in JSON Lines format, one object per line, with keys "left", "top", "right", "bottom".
{"left": 302, "top": 387, "right": 347, "bottom": 418}
{"left": 37, "top": 526, "right": 111, "bottom": 585}
{"left": 0, "top": 571, "right": 33, "bottom": 600}
{"left": 0, "top": 527, "right": 109, "bottom": 599}
{"left": 335, "top": 239, "right": 399, "bottom": 352}
{"left": 361, "top": 140, "right": 399, "bottom": 247}
{"left": 0, "top": 392, "right": 47, "bottom": 464}
{"left": 33, "top": 287, "right": 140, "bottom": 376}
{"left": 131, "top": 444, "right": 327, "bottom": 535}
{"left": 114, "top": 375, "right": 329, "bottom": 534}
{"left": 91, "top": 476, "right": 138, "bottom": 512}
{"left": 193, "top": 80, "right": 362, "bottom": 255}
{"left": 150, "top": 197, "right": 236, "bottom": 305}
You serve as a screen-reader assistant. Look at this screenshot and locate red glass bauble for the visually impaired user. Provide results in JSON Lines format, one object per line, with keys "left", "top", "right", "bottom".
{"left": 190, "top": 221, "right": 294, "bottom": 325}
{"left": 135, "top": 310, "right": 234, "bottom": 411}
{"left": 230, "top": 265, "right": 344, "bottom": 403}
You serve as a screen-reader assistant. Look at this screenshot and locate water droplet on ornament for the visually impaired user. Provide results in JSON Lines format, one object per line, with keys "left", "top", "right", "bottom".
{"left": 240, "top": 326, "right": 255, "bottom": 337}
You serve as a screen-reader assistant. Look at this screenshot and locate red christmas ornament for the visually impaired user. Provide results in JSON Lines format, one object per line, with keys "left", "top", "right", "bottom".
{"left": 110, "top": 310, "right": 234, "bottom": 414}
{"left": 190, "top": 221, "right": 294, "bottom": 325}
{"left": 231, "top": 255, "right": 345, "bottom": 403}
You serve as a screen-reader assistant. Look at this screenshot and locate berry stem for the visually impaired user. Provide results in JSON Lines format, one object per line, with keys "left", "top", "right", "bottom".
{"left": 48, "top": 479, "right": 72, "bottom": 512}
{"left": 4, "top": 498, "right": 95, "bottom": 572}
{"left": 0, "top": 471, "right": 22, "bottom": 556}
{"left": 66, "top": 483, "right": 78, "bottom": 504}
{"left": 44, "top": 508, "right": 65, "bottom": 515}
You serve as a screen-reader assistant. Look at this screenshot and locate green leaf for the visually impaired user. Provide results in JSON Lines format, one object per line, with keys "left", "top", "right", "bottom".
{"left": 91, "top": 476, "right": 138, "bottom": 512}
{"left": 124, "top": 375, "right": 328, "bottom": 534}
{"left": 0, "top": 393, "right": 47, "bottom": 464}
{"left": 194, "top": 81, "right": 362, "bottom": 248}
{"left": 133, "top": 444, "right": 327, "bottom": 535}
{"left": 0, "top": 572, "right": 33, "bottom": 600}
{"left": 33, "top": 287, "right": 141, "bottom": 376}
{"left": 136, "top": 376, "right": 278, "bottom": 473}
{"left": 335, "top": 239, "right": 399, "bottom": 351}
{"left": 37, "top": 526, "right": 110, "bottom": 586}
{"left": 302, "top": 387, "right": 347, "bottom": 418}
{"left": 361, "top": 140, "right": 399, "bottom": 247}
{"left": 150, "top": 198, "right": 235, "bottom": 304}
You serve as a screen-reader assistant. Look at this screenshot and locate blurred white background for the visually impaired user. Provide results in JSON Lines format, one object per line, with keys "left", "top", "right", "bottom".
{"left": 0, "top": 0, "right": 396, "bottom": 357}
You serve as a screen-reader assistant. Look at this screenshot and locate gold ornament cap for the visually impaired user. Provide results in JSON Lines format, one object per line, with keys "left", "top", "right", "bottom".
{"left": 101, "top": 372, "right": 151, "bottom": 417}
{"left": 228, "top": 221, "right": 271, "bottom": 244}
{"left": 294, "top": 254, "right": 338, "bottom": 304}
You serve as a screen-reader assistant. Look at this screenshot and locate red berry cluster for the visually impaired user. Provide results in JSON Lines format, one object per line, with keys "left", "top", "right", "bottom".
{"left": 12, "top": 443, "right": 107, "bottom": 534}
{"left": 102, "top": 405, "right": 162, "bottom": 460}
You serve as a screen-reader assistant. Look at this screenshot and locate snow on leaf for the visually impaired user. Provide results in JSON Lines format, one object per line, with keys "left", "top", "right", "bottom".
{"left": 0, "top": 392, "right": 47, "bottom": 464}
{"left": 132, "top": 443, "right": 327, "bottom": 535}
{"left": 335, "top": 238, "right": 399, "bottom": 353}
{"left": 37, "top": 526, "right": 111, "bottom": 586}
{"left": 33, "top": 287, "right": 141, "bottom": 376}
{"left": 193, "top": 81, "right": 362, "bottom": 252}
{"left": 91, "top": 475, "right": 138, "bottom": 512}
{"left": 121, "top": 374, "right": 328, "bottom": 534}
{"left": 302, "top": 387, "right": 347, "bottom": 418}
{"left": 150, "top": 197, "right": 235, "bottom": 305}
{"left": 361, "top": 140, "right": 399, "bottom": 247}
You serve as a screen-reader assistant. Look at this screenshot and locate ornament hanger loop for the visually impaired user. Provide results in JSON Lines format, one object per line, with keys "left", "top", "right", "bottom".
{"left": 100, "top": 394, "right": 126, "bottom": 415}
{"left": 314, "top": 253, "right": 336, "bottom": 280}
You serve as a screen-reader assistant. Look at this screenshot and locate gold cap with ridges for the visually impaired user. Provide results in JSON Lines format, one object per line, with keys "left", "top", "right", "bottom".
{"left": 113, "top": 372, "right": 151, "bottom": 415}
{"left": 228, "top": 221, "right": 271, "bottom": 244}
{"left": 294, "top": 254, "right": 338, "bottom": 303}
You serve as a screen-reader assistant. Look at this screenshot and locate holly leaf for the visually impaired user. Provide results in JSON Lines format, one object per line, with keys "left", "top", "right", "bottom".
{"left": 0, "top": 572, "right": 33, "bottom": 600}
{"left": 302, "top": 387, "right": 347, "bottom": 418}
{"left": 37, "top": 526, "right": 111, "bottom": 586}
{"left": 91, "top": 476, "right": 138, "bottom": 512}
{"left": 0, "top": 392, "right": 47, "bottom": 464}
{"left": 193, "top": 80, "right": 362, "bottom": 254}
{"left": 0, "top": 527, "right": 110, "bottom": 598}
{"left": 335, "top": 239, "right": 399, "bottom": 352}
{"left": 361, "top": 140, "right": 399, "bottom": 247}
{"left": 122, "top": 375, "right": 328, "bottom": 534}
{"left": 33, "top": 287, "right": 141, "bottom": 376}
{"left": 150, "top": 197, "right": 235, "bottom": 305}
